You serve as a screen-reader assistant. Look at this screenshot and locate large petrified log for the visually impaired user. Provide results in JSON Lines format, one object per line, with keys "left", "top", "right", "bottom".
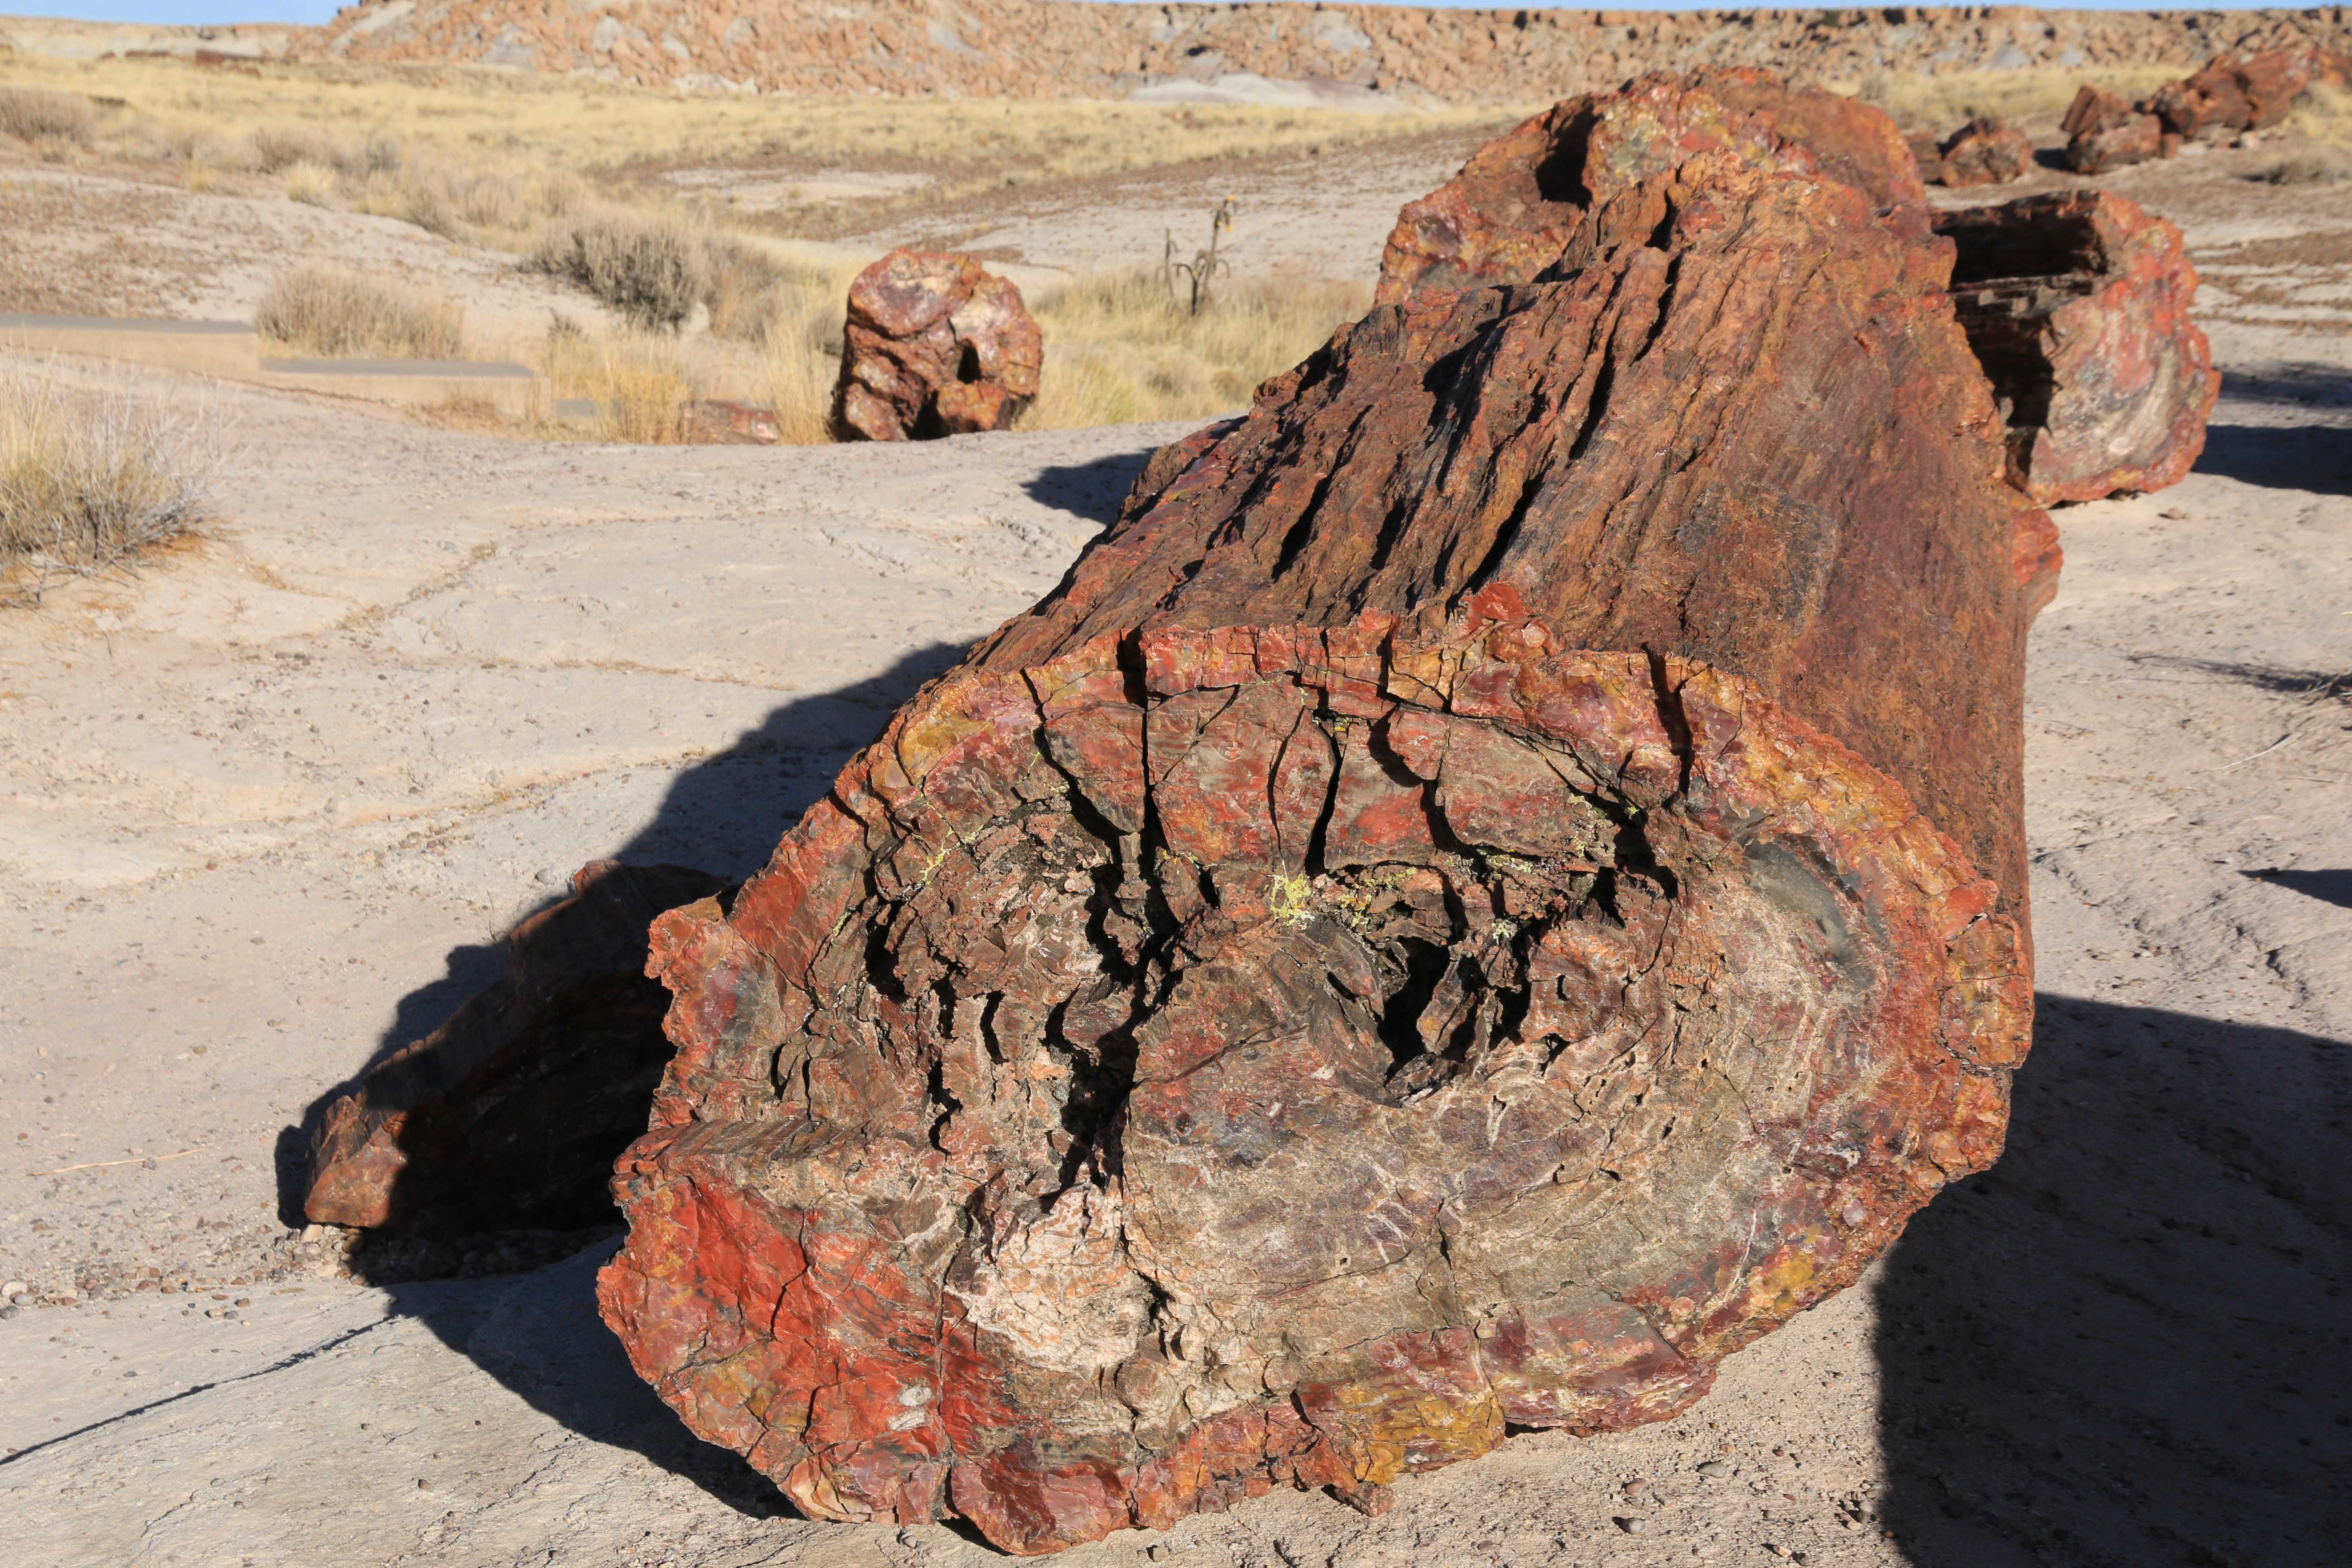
{"left": 834, "top": 248, "right": 1043, "bottom": 441}
{"left": 1935, "top": 191, "right": 2219, "bottom": 505}
{"left": 599, "top": 156, "right": 2046, "bottom": 1556}
{"left": 1375, "top": 72, "right": 1918, "bottom": 304}
{"left": 305, "top": 861, "right": 727, "bottom": 1232}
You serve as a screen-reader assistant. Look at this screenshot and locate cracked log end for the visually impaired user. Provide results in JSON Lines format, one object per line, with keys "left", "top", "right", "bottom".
{"left": 597, "top": 614, "right": 2026, "bottom": 1555}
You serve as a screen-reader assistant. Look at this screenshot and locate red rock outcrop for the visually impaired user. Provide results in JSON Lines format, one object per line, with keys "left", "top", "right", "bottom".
{"left": 1376, "top": 72, "right": 1923, "bottom": 303}
{"left": 287, "top": 2, "right": 2352, "bottom": 108}
{"left": 2061, "top": 86, "right": 2164, "bottom": 174}
{"left": 2147, "top": 46, "right": 2352, "bottom": 138}
{"left": 304, "top": 861, "right": 727, "bottom": 1232}
{"left": 598, "top": 155, "right": 2047, "bottom": 1556}
{"left": 835, "top": 249, "right": 1042, "bottom": 442}
{"left": 1936, "top": 116, "right": 2034, "bottom": 187}
{"left": 1935, "top": 191, "right": 2219, "bottom": 506}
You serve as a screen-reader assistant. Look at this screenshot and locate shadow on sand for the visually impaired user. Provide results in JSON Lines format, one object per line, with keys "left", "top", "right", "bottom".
{"left": 270, "top": 640, "right": 970, "bottom": 1510}
{"left": 2194, "top": 422, "right": 2352, "bottom": 497}
{"left": 1021, "top": 443, "right": 1163, "bottom": 527}
{"left": 1877, "top": 994, "right": 2350, "bottom": 1567}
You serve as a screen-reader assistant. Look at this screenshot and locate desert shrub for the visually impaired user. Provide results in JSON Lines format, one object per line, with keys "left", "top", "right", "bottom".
{"left": 527, "top": 207, "right": 709, "bottom": 332}
{"left": 247, "top": 122, "right": 340, "bottom": 173}
{"left": 2262, "top": 147, "right": 2350, "bottom": 185}
{"left": 0, "top": 86, "right": 94, "bottom": 144}
{"left": 254, "top": 266, "right": 465, "bottom": 359}
{"left": 1, "top": 363, "right": 213, "bottom": 606}
{"left": 1026, "top": 270, "right": 1368, "bottom": 429}
{"left": 282, "top": 159, "right": 336, "bottom": 206}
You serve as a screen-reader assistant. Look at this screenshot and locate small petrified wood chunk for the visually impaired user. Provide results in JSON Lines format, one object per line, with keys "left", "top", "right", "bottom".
{"left": 2147, "top": 46, "right": 2351, "bottom": 139}
{"left": 2061, "top": 86, "right": 2164, "bottom": 174}
{"left": 599, "top": 155, "right": 2046, "bottom": 1556}
{"left": 834, "top": 248, "right": 1043, "bottom": 441}
{"left": 1936, "top": 117, "right": 2034, "bottom": 187}
{"left": 305, "top": 861, "right": 728, "bottom": 1233}
{"left": 1935, "top": 190, "right": 2219, "bottom": 505}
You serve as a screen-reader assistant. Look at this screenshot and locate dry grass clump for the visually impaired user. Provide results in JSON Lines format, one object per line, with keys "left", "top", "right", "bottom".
{"left": 2262, "top": 147, "right": 2351, "bottom": 185}
{"left": 539, "top": 326, "right": 695, "bottom": 444}
{"left": 1025, "top": 271, "right": 1369, "bottom": 429}
{"left": 528, "top": 207, "right": 710, "bottom": 332}
{"left": 1858, "top": 65, "right": 2180, "bottom": 131}
{"left": 0, "top": 83, "right": 94, "bottom": 144}
{"left": 1, "top": 361, "right": 214, "bottom": 606}
{"left": 2284, "top": 82, "right": 2352, "bottom": 151}
{"left": 255, "top": 267, "right": 465, "bottom": 360}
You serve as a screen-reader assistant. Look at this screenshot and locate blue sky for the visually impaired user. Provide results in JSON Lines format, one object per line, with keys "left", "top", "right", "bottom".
{"left": 14, "top": 0, "right": 2283, "bottom": 26}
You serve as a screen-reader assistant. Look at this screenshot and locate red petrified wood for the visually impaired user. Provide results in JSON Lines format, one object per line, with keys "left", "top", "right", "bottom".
{"left": 306, "top": 861, "right": 727, "bottom": 1232}
{"left": 1935, "top": 190, "right": 2220, "bottom": 505}
{"left": 1936, "top": 116, "right": 2034, "bottom": 187}
{"left": 2147, "top": 46, "right": 2352, "bottom": 139}
{"left": 834, "top": 248, "right": 1043, "bottom": 441}
{"left": 1375, "top": 70, "right": 1921, "bottom": 304}
{"left": 600, "top": 155, "right": 2048, "bottom": 1555}
{"left": 2061, "top": 85, "right": 2164, "bottom": 174}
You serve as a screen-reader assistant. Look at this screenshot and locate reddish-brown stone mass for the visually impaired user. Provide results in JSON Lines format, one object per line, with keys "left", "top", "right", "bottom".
{"left": 1936, "top": 116, "right": 2034, "bottom": 188}
{"left": 599, "top": 156, "right": 2047, "bottom": 1555}
{"left": 1373, "top": 72, "right": 1920, "bottom": 305}
{"left": 306, "top": 861, "right": 726, "bottom": 1232}
{"left": 835, "top": 248, "right": 1042, "bottom": 442}
{"left": 1936, "top": 191, "right": 2219, "bottom": 505}
{"left": 2061, "top": 85, "right": 2165, "bottom": 174}
{"left": 2147, "top": 45, "right": 2352, "bottom": 138}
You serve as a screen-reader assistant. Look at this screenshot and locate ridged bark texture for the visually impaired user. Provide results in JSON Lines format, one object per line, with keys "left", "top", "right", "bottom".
{"left": 599, "top": 156, "right": 2047, "bottom": 1556}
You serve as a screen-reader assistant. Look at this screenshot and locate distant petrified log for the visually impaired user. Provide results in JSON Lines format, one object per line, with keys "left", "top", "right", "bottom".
{"left": 1936, "top": 117, "right": 2034, "bottom": 187}
{"left": 2061, "top": 86, "right": 2164, "bottom": 174}
{"left": 835, "top": 248, "right": 1042, "bottom": 441}
{"left": 304, "top": 861, "right": 727, "bottom": 1233}
{"left": 1936, "top": 191, "right": 2219, "bottom": 505}
{"left": 600, "top": 156, "right": 2044, "bottom": 1556}
{"left": 1376, "top": 72, "right": 1920, "bottom": 304}
{"left": 2147, "top": 46, "right": 2352, "bottom": 139}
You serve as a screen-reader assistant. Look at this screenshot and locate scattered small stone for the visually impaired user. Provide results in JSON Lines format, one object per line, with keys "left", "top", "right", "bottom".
{"left": 1148, "top": 1547, "right": 1173, "bottom": 1562}
{"left": 2161, "top": 507, "right": 2189, "bottom": 519}
{"left": 1768, "top": 1547, "right": 1792, "bottom": 1560}
{"left": 0, "top": 1305, "right": 16, "bottom": 1320}
{"left": 1623, "top": 1477, "right": 1648, "bottom": 1494}
{"left": 233, "top": 1298, "right": 250, "bottom": 1308}
{"left": 1697, "top": 1460, "right": 1730, "bottom": 1478}
{"left": 1616, "top": 1516, "right": 1648, "bottom": 1534}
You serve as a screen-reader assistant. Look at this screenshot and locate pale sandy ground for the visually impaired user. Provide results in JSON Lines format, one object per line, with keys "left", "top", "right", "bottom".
{"left": 2, "top": 123, "right": 2350, "bottom": 1568}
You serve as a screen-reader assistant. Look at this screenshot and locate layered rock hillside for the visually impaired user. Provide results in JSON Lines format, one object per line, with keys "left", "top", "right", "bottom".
{"left": 300, "top": 2, "right": 2352, "bottom": 102}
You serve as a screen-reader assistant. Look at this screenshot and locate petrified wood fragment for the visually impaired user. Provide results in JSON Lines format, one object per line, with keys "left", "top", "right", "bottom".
{"left": 2061, "top": 86, "right": 2163, "bottom": 174}
{"left": 306, "top": 861, "right": 728, "bottom": 1232}
{"left": 1936, "top": 191, "right": 2219, "bottom": 505}
{"left": 834, "top": 248, "right": 1042, "bottom": 441}
{"left": 1686, "top": 67, "right": 1926, "bottom": 208}
{"left": 1936, "top": 117, "right": 2034, "bottom": 188}
{"left": 2147, "top": 46, "right": 2352, "bottom": 139}
{"left": 600, "top": 156, "right": 2046, "bottom": 1556}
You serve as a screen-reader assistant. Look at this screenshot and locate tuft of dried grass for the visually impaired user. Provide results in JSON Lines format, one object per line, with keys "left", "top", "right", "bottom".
{"left": 1858, "top": 65, "right": 2180, "bottom": 132}
{"left": 528, "top": 207, "right": 709, "bottom": 332}
{"left": 540, "top": 329, "right": 694, "bottom": 444}
{"left": 757, "top": 255, "right": 861, "bottom": 441}
{"left": 2262, "top": 147, "right": 2350, "bottom": 185}
{"left": 0, "top": 84, "right": 93, "bottom": 144}
{"left": 282, "top": 159, "right": 336, "bottom": 206}
{"left": 1, "top": 360, "right": 214, "bottom": 607}
{"left": 254, "top": 266, "right": 465, "bottom": 359}
{"left": 1025, "top": 270, "right": 1369, "bottom": 429}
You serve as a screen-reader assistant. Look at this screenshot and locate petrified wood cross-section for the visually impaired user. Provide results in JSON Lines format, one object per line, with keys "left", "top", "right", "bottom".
{"left": 597, "top": 155, "right": 2050, "bottom": 1556}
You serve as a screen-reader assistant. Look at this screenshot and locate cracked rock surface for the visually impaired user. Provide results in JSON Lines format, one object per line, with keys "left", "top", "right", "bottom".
{"left": 600, "top": 159, "right": 2047, "bottom": 1554}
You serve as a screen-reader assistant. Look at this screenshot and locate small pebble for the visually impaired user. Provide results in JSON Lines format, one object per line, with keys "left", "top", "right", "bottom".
{"left": 2160, "top": 507, "right": 2189, "bottom": 520}
{"left": 1148, "top": 1547, "right": 1172, "bottom": 1562}
{"left": 1696, "top": 1460, "right": 1730, "bottom": 1478}
{"left": 1616, "top": 1517, "right": 1647, "bottom": 1534}
{"left": 1768, "top": 1546, "right": 1792, "bottom": 1559}
{"left": 1623, "top": 1477, "right": 1648, "bottom": 1494}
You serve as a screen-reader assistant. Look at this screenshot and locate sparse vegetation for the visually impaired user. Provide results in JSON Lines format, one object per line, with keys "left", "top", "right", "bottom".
{"left": 1, "top": 361, "right": 213, "bottom": 606}
{"left": 0, "top": 84, "right": 94, "bottom": 144}
{"left": 539, "top": 327, "right": 696, "bottom": 444}
{"left": 527, "top": 207, "right": 710, "bottom": 333}
{"left": 254, "top": 267, "right": 466, "bottom": 360}
{"left": 1857, "top": 64, "right": 2179, "bottom": 131}
{"left": 1025, "top": 271, "right": 1369, "bottom": 429}
{"left": 2262, "top": 147, "right": 2350, "bottom": 185}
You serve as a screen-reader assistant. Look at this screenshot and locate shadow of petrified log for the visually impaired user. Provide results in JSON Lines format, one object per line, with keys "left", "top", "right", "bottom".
{"left": 303, "top": 860, "right": 728, "bottom": 1234}
{"left": 597, "top": 154, "right": 2050, "bottom": 1556}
